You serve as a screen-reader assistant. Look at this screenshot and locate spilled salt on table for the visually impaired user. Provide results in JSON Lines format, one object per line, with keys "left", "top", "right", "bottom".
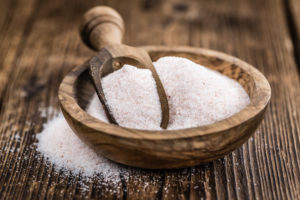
{"left": 36, "top": 113, "right": 120, "bottom": 178}
{"left": 36, "top": 56, "right": 250, "bottom": 179}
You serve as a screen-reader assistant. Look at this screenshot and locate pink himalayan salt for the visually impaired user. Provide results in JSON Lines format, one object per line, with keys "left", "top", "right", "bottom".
{"left": 36, "top": 113, "right": 120, "bottom": 178}
{"left": 36, "top": 56, "right": 250, "bottom": 177}
{"left": 88, "top": 56, "right": 250, "bottom": 130}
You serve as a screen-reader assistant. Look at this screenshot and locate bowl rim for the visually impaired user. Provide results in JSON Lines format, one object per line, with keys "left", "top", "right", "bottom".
{"left": 58, "top": 45, "right": 271, "bottom": 140}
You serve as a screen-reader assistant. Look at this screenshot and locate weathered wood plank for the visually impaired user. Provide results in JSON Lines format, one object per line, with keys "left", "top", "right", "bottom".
{"left": 0, "top": 0, "right": 299, "bottom": 199}
{"left": 286, "top": 0, "right": 300, "bottom": 68}
{"left": 189, "top": 0, "right": 300, "bottom": 198}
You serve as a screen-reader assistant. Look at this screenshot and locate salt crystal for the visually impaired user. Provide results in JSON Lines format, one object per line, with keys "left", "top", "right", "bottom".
{"left": 36, "top": 56, "right": 250, "bottom": 182}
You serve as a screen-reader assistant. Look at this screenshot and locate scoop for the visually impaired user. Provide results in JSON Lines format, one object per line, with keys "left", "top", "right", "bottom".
{"left": 58, "top": 6, "right": 271, "bottom": 169}
{"left": 80, "top": 6, "right": 169, "bottom": 129}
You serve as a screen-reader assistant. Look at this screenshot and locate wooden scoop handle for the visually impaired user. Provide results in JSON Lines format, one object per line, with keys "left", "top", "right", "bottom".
{"left": 80, "top": 6, "right": 169, "bottom": 129}
{"left": 79, "top": 6, "right": 124, "bottom": 51}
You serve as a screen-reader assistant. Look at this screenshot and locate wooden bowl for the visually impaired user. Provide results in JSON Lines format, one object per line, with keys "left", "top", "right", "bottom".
{"left": 58, "top": 45, "right": 271, "bottom": 169}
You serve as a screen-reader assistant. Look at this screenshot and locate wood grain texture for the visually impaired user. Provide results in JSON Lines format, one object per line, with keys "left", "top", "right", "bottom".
{"left": 286, "top": 0, "right": 300, "bottom": 69}
{"left": 0, "top": 0, "right": 299, "bottom": 199}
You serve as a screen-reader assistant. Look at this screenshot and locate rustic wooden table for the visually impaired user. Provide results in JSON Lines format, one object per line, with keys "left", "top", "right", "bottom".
{"left": 0, "top": 0, "right": 299, "bottom": 199}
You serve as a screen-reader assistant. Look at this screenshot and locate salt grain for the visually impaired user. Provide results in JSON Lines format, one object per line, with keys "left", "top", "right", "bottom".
{"left": 36, "top": 56, "right": 250, "bottom": 181}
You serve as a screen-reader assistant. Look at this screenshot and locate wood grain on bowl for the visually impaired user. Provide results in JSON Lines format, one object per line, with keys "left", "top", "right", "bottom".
{"left": 59, "top": 46, "right": 271, "bottom": 169}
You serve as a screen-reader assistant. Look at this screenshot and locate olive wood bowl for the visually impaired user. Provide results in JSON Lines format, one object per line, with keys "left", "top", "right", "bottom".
{"left": 58, "top": 7, "right": 271, "bottom": 169}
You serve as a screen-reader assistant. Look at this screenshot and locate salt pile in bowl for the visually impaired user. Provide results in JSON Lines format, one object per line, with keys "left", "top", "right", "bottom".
{"left": 36, "top": 56, "right": 250, "bottom": 177}
{"left": 88, "top": 56, "right": 250, "bottom": 130}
